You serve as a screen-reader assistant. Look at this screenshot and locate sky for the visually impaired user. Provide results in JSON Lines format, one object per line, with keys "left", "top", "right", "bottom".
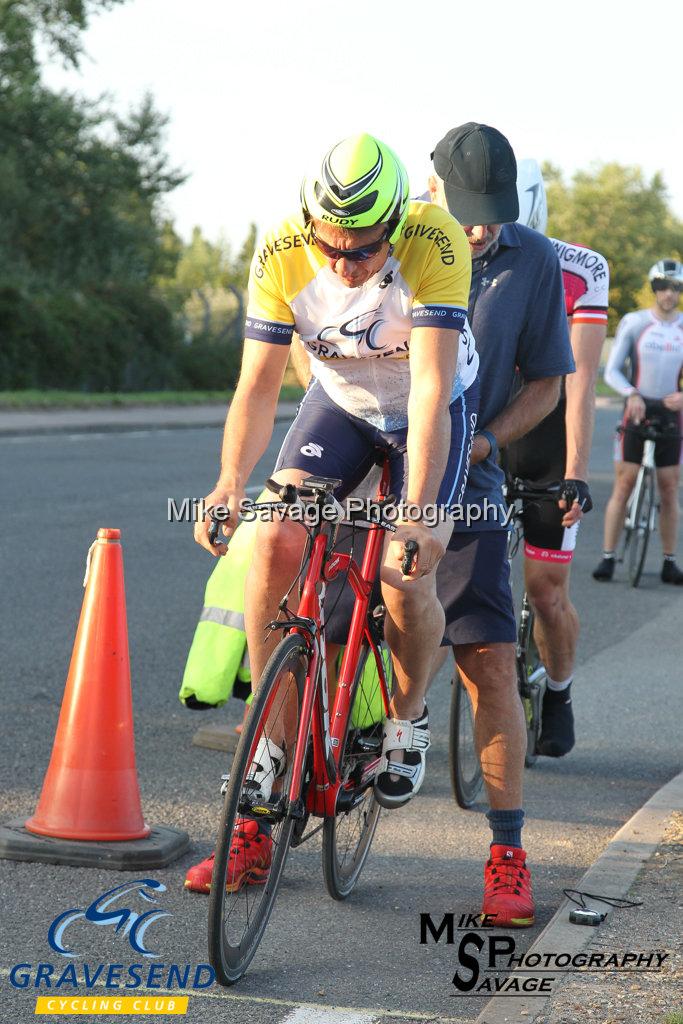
{"left": 43, "top": 0, "right": 683, "bottom": 249}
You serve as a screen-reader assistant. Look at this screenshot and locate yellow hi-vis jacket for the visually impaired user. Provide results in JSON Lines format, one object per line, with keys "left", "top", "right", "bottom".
{"left": 178, "top": 491, "right": 386, "bottom": 726}
{"left": 178, "top": 495, "right": 264, "bottom": 709}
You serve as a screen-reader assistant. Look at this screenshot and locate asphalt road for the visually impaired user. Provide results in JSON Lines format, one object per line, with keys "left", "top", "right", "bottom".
{"left": 1, "top": 405, "right": 681, "bottom": 1023}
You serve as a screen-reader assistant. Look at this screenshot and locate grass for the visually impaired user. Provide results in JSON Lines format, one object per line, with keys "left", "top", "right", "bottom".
{"left": 0, "top": 382, "right": 619, "bottom": 409}
{"left": 0, "top": 386, "right": 305, "bottom": 410}
{"left": 663, "top": 1015, "right": 683, "bottom": 1024}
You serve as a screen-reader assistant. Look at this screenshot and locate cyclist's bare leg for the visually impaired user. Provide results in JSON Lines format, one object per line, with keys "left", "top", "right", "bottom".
{"left": 602, "top": 461, "right": 639, "bottom": 550}
{"left": 453, "top": 642, "right": 524, "bottom": 808}
{"left": 656, "top": 465, "right": 680, "bottom": 553}
{"left": 380, "top": 519, "right": 453, "bottom": 723}
{"left": 524, "top": 560, "right": 577, "bottom": 682}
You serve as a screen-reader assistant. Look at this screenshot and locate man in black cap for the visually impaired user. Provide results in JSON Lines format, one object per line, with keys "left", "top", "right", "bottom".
{"left": 429, "top": 123, "right": 576, "bottom": 927}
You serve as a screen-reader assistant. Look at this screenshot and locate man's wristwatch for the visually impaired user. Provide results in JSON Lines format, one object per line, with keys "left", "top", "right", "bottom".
{"left": 475, "top": 429, "right": 498, "bottom": 461}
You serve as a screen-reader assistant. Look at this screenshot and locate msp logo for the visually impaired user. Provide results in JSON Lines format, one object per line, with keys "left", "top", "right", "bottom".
{"left": 48, "top": 879, "right": 170, "bottom": 959}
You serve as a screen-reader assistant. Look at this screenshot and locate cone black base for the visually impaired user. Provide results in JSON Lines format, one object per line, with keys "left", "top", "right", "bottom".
{"left": 0, "top": 820, "right": 189, "bottom": 870}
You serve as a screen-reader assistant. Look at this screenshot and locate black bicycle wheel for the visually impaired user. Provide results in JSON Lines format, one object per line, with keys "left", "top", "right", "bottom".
{"left": 208, "top": 633, "right": 309, "bottom": 985}
{"left": 628, "top": 470, "right": 655, "bottom": 588}
{"left": 520, "top": 606, "right": 544, "bottom": 767}
{"left": 322, "top": 641, "right": 391, "bottom": 900}
{"left": 449, "top": 672, "right": 483, "bottom": 808}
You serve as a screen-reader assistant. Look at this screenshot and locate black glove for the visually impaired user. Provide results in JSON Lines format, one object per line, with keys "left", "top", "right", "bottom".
{"left": 561, "top": 479, "right": 593, "bottom": 514}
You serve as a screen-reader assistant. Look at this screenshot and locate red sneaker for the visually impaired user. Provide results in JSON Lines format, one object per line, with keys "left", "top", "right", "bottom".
{"left": 184, "top": 819, "right": 272, "bottom": 894}
{"left": 482, "top": 845, "right": 535, "bottom": 927}
{"left": 184, "top": 851, "right": 215, "bottom": 894}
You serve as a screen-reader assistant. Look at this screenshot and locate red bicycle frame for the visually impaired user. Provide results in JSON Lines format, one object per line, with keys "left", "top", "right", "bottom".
{"left": 279, "top": 463, "right": 394, "bottom": 819}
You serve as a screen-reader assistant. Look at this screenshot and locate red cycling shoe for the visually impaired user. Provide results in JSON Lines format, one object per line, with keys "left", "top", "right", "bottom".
{"left": 482, "top": 845, "right": 535, "bottom": 927}
{"left": 184, "top": 819, "right": 272, "bottom": 894}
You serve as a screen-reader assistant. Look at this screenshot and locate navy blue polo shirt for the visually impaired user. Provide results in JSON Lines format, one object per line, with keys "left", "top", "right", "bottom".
{"left": 455, "top": 222, "right": 575, "bottom": 531}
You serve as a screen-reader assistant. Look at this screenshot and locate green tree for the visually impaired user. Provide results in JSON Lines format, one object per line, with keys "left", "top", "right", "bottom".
{"left": 545, "top": 162, "right": 683, "bottom": 332}
{"left": 0, "top": 0, "right": 192, "bottom": 389}
{"left": 160, "top": 224, "right": 257, "bottom": 342}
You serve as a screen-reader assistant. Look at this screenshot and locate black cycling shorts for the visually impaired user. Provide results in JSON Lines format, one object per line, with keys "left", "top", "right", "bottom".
{"left": 615, "top": 400, "right": 682, "bottom": 468}
{"left": 504, "top": 398, "right": 578, "bottom": 563}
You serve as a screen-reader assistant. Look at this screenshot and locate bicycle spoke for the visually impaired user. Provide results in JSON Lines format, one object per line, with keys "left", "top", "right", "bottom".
{"left": 322, "top": 642, "right": 387, "bottom": 900}
{"left": 208, "top": 635, "right": 308, "bottom": 985}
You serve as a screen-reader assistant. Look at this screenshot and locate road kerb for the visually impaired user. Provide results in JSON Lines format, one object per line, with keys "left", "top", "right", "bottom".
{"left": 475, "top": 767, "right": 683, "bottom": 1024}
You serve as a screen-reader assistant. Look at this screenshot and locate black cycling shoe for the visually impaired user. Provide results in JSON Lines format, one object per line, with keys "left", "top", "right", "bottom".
{"left": 661, "top": 560, "right": 683, "bottom": 585}
{"left": 592, "top": 557, "right": 615, "bottom": 581}
{"left": 536, "top": 685, "right": 574, "bottom": 758}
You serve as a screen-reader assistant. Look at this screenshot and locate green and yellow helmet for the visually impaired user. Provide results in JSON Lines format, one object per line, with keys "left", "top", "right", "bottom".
{"left": 301, "top": 133, "right": 410, "bottom": 244}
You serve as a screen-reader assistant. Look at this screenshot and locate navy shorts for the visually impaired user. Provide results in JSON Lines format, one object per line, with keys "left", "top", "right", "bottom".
{"left": 325, "top": 528, "right": 516, "bottom": 648}
{"left": 274, "top": 378, "right": 479, "bottom": 511}
{"left": 436, "top": 530, "right": 516, "bottom": 646}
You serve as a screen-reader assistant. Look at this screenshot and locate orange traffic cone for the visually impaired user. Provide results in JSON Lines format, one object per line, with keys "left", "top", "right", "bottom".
{"left": 0, "top": 528, "right": 188, "bottom": 868}
{"left": 26, "top": 528, "right": 150, "bottom": 841}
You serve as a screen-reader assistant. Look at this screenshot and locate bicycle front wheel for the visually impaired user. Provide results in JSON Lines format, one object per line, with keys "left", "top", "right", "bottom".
{"left": 322, "top": 641, "right": 390, "bottom": 900}
{"left": 628, "top": 470, "right": 655, "bottom": 588}
{"left": 208, "top": 633, "right": 309, "bottom": 985}
{"left": 449, "top": 673, "right": 483, "bottom": 809}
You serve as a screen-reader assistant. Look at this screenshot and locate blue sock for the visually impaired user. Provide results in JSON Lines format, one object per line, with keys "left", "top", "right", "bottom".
{"left": 486, "top": 808, "right": 524, "bottom": 849}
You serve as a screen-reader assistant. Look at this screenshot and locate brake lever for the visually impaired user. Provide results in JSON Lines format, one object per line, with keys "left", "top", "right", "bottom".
{"left": 208, "top": 516, "right": 222, "bottom": 546}
{"left": 401, "top": 539, "right": 419, "bottom": 576}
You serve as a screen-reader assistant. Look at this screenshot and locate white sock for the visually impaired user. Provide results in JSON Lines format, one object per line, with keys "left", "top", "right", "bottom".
{"left": 546, "top": 675, "right": 572, "bottom": 692}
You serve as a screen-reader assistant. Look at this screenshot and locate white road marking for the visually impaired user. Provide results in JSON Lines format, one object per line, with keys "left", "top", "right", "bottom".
{"left": 0, "top": 968, "right": 464, "bottom": 1020}
{"left": 280, "top": 1009, "right": 378, "bottom": 1024}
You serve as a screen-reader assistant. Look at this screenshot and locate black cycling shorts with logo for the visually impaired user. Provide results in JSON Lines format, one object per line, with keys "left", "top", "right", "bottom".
{"left": 504, "top": 398, "right": 578, "bottom": 561}
{"left": 617, "top": 400, "right": 682, "bottom": 468}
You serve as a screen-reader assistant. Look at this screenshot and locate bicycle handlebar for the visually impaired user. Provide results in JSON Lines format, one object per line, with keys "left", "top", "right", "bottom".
{"left": 207, "top": 476, "right": 421, "bottom": 574}
{"left": 616, "top": 420, "right": 682, "bottom": 441}
{"left": 505, "top": 477, "right": 578, "bottom": 506}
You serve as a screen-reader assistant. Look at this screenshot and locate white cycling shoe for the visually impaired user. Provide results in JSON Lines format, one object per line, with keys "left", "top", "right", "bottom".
{"left": 244, "top": 737, "right": 286, "bottom": 803}
{"left": 374, "top": 708, "right": 430, "bottom": 809}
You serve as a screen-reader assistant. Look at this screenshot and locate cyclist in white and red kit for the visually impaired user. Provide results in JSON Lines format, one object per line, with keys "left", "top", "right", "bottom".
{"left": 593, "top": 259, "right": 683, "bottom": 584}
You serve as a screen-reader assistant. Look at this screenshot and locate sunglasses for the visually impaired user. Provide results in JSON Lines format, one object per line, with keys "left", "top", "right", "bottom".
{"left": 652, "top": 280, "right": 682, "bottom": 293}
{"left": 311, "top": 223, "right": 389, "bottom": 263}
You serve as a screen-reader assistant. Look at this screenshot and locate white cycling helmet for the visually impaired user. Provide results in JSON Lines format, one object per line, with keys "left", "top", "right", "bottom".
{"left": 516, "top": 158, "right": 548, "bottom": 234}
{"left": 648, "top": 258, "right": 683, "bottom": 286}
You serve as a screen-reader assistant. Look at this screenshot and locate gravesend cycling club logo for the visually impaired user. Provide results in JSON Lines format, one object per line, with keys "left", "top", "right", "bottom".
{"left": 48, "top": 879, "right": 169, "bottom": 958}
{"left": 8, "top": 879, "right": 215, "bottom": 1009}
{"left": 419, "top": 912, "right": 669, "bottom": 996}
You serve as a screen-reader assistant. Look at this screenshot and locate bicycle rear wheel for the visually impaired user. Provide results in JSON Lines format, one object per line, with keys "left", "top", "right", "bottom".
{"left": 208, "top": 633, "right": 309, "bottom": 985}
{"left": 449, "top": 673, "right": 483, "bottom": 809}
{"left": 520, "top": 607, "right": 544, "bottom": 767}
{"left": 322, "top": 641, "right": 390, "bottom": 900}
{"left": 628, "top": 470, "right": 655, "bottom": 588}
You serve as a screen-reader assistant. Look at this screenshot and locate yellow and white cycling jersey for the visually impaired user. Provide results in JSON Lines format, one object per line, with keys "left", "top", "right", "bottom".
{"left": 244, "top": 200, "right": 478, "bottom": 430}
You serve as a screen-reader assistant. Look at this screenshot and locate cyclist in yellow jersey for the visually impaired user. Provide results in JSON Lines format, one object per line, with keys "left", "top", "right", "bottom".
{"left": 189, "top": 134, "right": 479, "bottom": 894}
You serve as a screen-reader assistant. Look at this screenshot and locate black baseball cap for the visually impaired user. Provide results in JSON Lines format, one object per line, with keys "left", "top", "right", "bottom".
{"left": 431, "top": 122, "right": 519, "bottom": 225}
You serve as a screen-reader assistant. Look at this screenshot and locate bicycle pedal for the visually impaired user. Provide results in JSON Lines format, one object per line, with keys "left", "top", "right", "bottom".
{"left": 220, "top": 773, "right": 230, "bottom": 795}
{"left": 237, "top": 795, "right": 286, "bottom": 823}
